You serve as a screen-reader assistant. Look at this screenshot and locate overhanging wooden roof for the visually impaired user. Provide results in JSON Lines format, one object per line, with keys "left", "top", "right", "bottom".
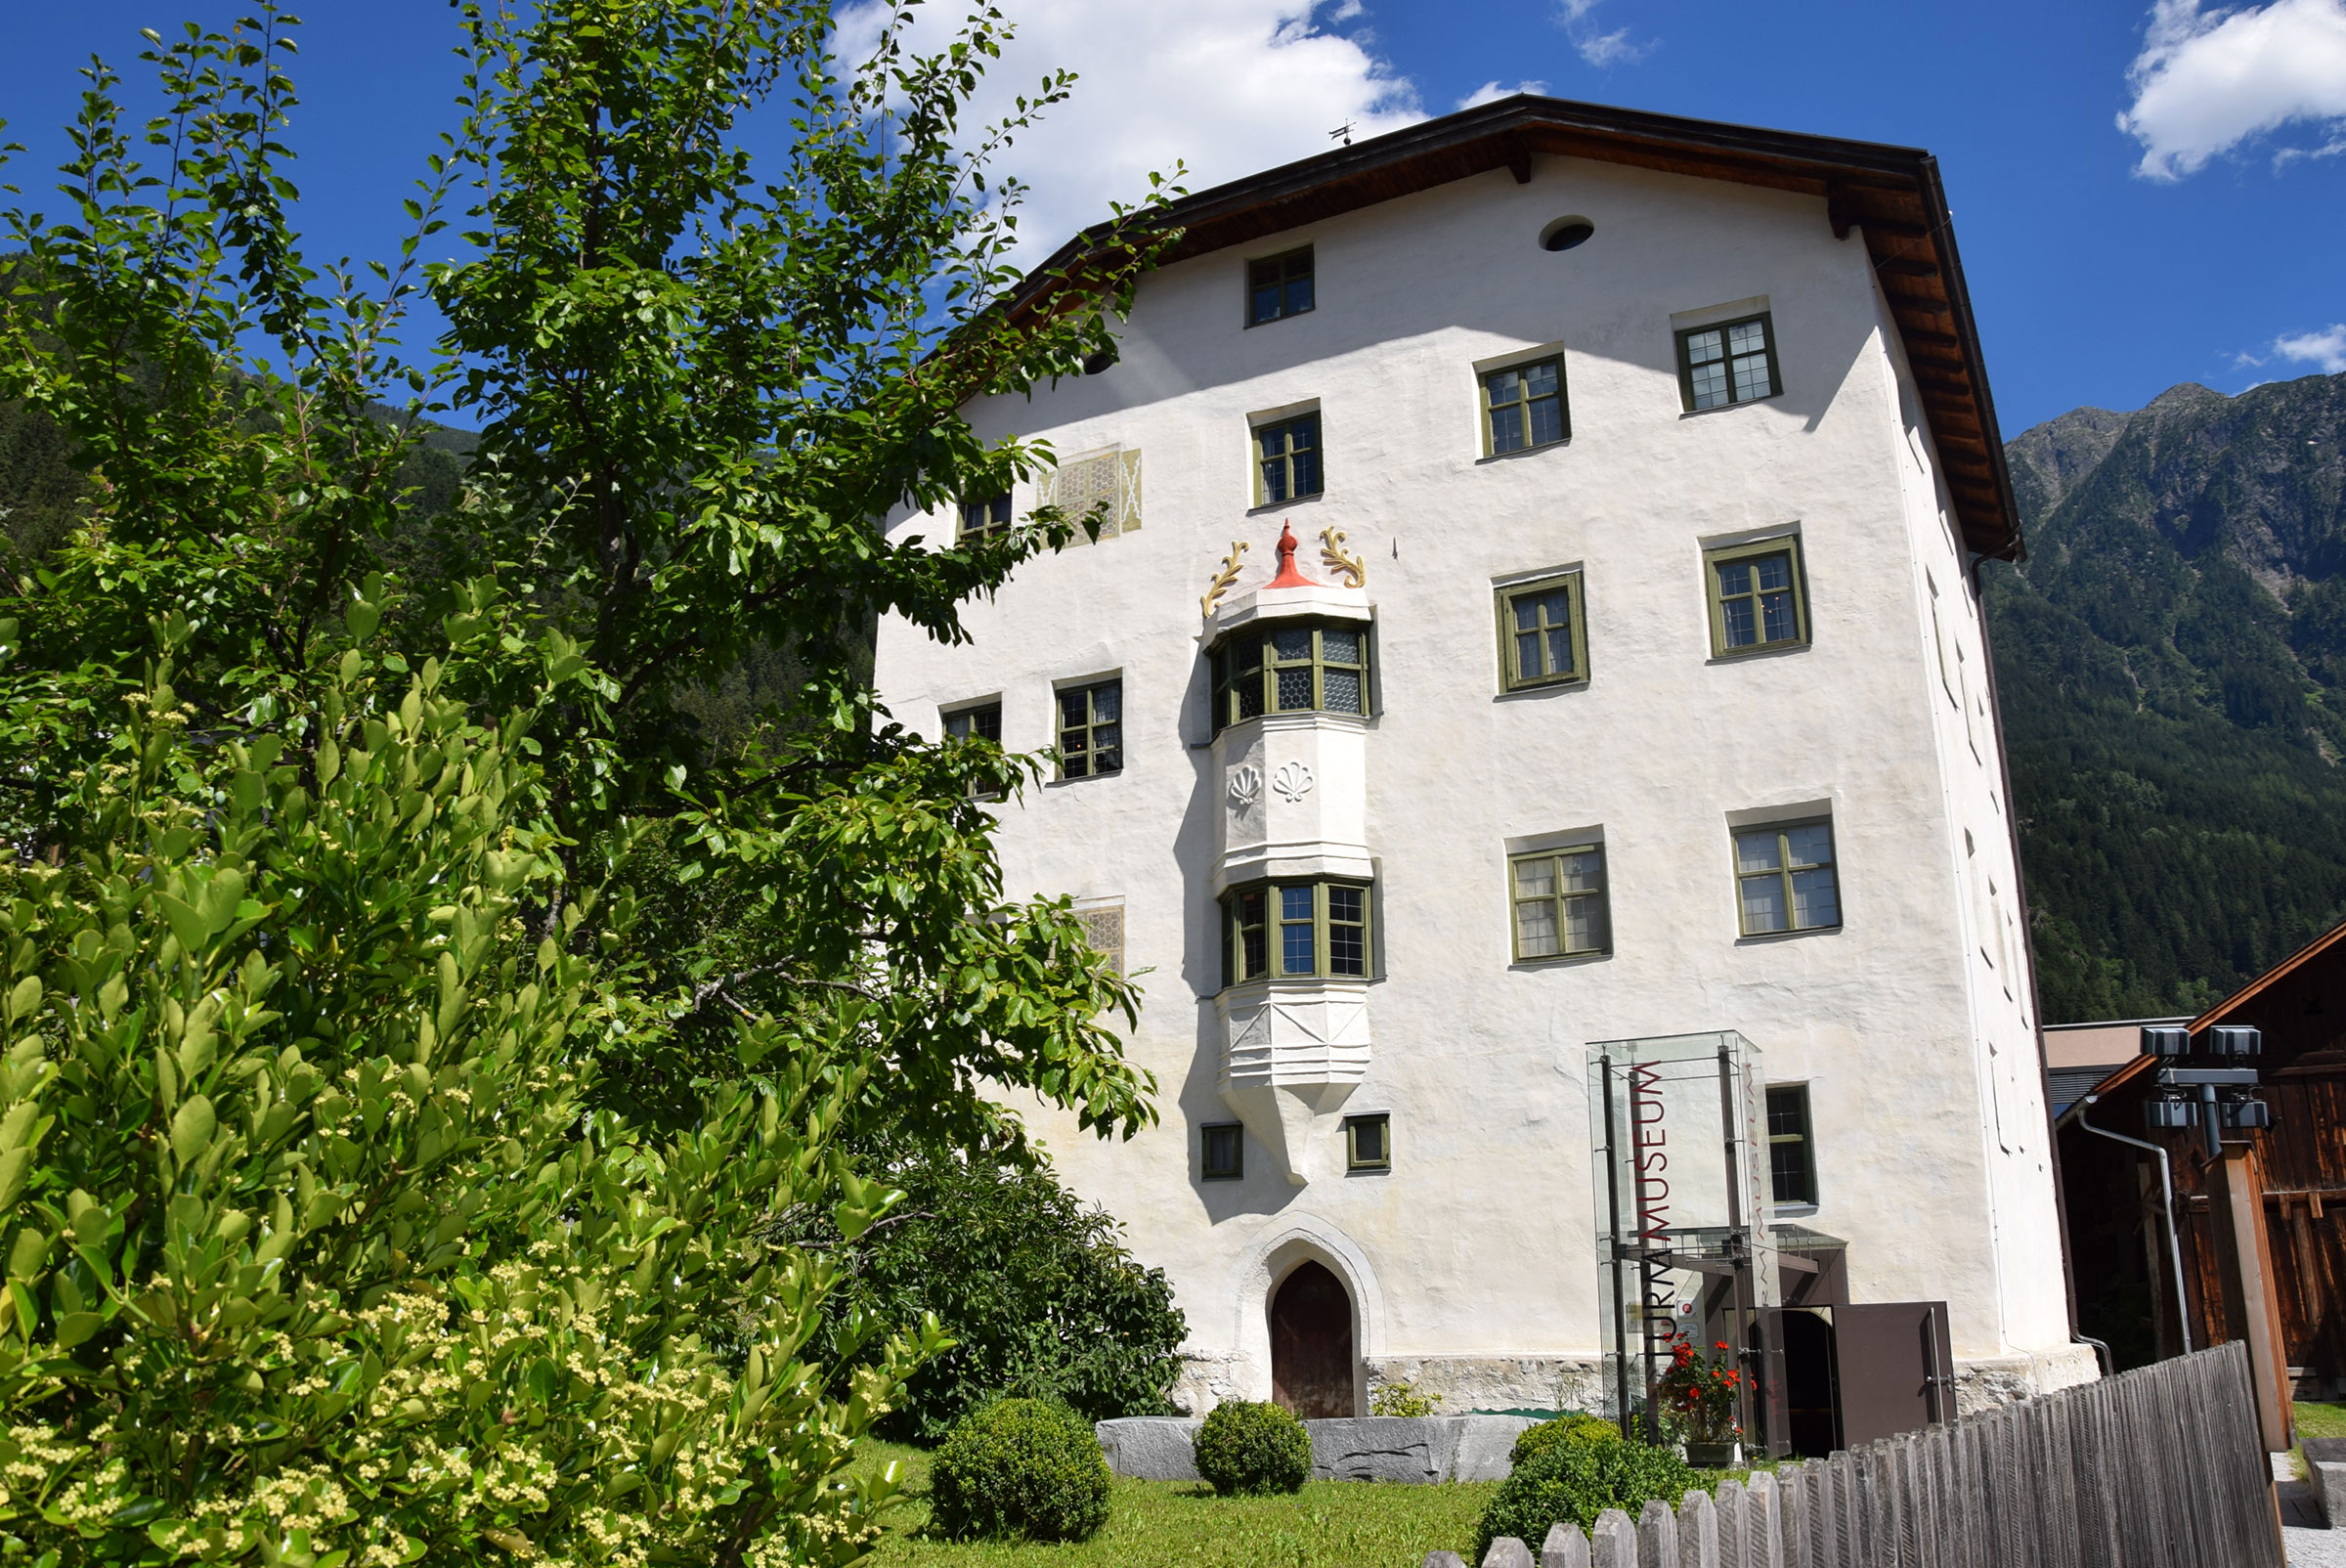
{"left": 2080, "top": 915, "right": 2346, "bottom": 1105}
{"left": 1017, "top": 94, "right": 2022, "bottom": 561}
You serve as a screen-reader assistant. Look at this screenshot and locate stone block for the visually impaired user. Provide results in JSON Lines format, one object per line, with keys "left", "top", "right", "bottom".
{"left": 1421, "top": 1555, "right": 1468, "bottom": 1568}
{"left": 1542, "top": 1521, "right": 1593, "bottom": 1568}
{"left": 1483, "top": 1539, "right": 1535, "bottom": 1568}
{"left": 1093, "top": 1416, "right": 1200, "bottom": 1481}
{"left": 1306, "top": 1416, "right": 1457, "bottom": 1482}
{"left": 2314, "top": 1459, "right": 2346, "bottom": 1526}
{"left": 1451, "top": 1415, "right": 1541, "bottom": 1481}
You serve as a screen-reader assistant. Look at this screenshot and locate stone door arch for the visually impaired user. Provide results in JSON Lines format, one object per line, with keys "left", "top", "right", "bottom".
{"left": 1271, "top": 1260, "right": 1356, "bottom": 1418}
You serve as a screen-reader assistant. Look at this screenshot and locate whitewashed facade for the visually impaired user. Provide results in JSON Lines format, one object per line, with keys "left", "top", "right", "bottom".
{"left": 873, "top": 100, "right": 2089, "bottom": 1424}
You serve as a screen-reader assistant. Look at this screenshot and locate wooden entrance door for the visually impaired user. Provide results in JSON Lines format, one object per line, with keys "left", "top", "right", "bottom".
{"left": 1271, "top": 1261, "right": 1356, "bottom": 1419}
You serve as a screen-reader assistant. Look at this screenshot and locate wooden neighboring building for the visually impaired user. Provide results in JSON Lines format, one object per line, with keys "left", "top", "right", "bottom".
{"left": 2057, "top": 918, "right": 2346, "bottom": 1404}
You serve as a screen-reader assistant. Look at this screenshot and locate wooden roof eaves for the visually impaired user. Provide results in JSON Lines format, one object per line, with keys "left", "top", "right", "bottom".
{"left": 1003, "top": 95, "right": 2022, "bottom": 561}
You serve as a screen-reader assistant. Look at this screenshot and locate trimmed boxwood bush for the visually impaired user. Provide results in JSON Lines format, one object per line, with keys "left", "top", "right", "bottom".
{"left": 930, "top": 1398, "right": 1113, "bottom": 1543}
{"left": 1509, "top": 1411, "right": 1625, "bottom": 1467}
{"left": 1193, "top": 1400, "right": 1314, "bottom": 1496}
{"left": 1474, "top": 1437, "right": 1698, "bottom": 1561}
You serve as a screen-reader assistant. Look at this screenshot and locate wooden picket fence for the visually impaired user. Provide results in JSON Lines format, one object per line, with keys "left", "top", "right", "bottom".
{"left": 1446, "top": 1340, "right": 2281, "bottom": 1568}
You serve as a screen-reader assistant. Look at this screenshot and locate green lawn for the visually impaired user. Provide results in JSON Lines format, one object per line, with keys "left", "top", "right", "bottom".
{"left": 847, "top": 1441, "right": 1500, "bottom": 1568}
{"left": 2298, "top": 1402, "right": 2346, "bottom": 1442}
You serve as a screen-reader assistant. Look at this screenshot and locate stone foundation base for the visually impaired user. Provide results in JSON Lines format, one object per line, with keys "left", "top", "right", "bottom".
{"left": 1364, "top": 1356, "right": 1604, "bottom": 1416}
{"left": 1097, "top": 1415, "right": 1538, "bottom": 1483}
{"left": 1951, "top": 1344, "right": 2102, "bottom": 1416}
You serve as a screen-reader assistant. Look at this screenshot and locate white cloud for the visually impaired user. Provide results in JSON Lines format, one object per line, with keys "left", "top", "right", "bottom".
{"left": 839, "top": 0, "right": 1421, "bottom": 264}
{"left": 2116, "top": 0, "right": 2346, "bottom": 179}
{"left": 1456, "top": 79, "right": 1550, "bottom": 109}
{"left": 1555, "top": 0, "right": 1653, "bottom": 66}
{"left": 2274, "top": 324, "right": 2346, "bottom": 371}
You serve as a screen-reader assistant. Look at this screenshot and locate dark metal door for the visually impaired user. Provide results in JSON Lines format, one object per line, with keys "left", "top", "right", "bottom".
{"left": 1832, "top": 1300, "right": 1955, "bottom": 1446}
{"left": 1271, "top": 1261, "right": 1356, "bottom": 1419}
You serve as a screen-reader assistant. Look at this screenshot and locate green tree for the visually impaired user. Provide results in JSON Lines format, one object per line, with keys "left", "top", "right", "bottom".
{"left": 0, "top": 2, "right": 1176, "bottom": 1561}
{"left": 813, "top": 1137, "right": 1188, "bottom": 1444}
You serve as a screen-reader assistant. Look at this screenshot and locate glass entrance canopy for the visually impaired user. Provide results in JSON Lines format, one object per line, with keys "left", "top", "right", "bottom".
{"left": 1587, "top": 1030, "right": 1786, "bottom": 1454}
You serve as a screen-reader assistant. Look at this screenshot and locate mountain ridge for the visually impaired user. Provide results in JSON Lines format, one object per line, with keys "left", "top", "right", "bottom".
{"left": 1989, "top": 370, "right": 2346, "bottom": 1021}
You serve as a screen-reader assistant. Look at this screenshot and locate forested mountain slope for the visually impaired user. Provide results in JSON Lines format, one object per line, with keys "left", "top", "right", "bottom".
{"left": 1989, "top": 372, "right": 2346, "bottom": 1022}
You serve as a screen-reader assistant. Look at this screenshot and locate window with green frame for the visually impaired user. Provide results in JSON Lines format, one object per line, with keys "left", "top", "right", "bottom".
{"left": 1734, "top": 819, "right": 1839, "bottom": 936}
{"left": 1509, "top": 844, "right": 1608, "bottom": 960}
{"left": 1222, "top": 879, "right": 1371, "bottom": 985}
{"left": 1496, "top": 573, "right": 1586, "bottom": 690}
{"left": 1676, "top": 313, "right": 1779, "bottom": 412}
{"left": 1210, "top": 620, "right": 1368, "bottom": 732}
{"left": 959, "top": 493, "right": 1012, "bottom": 540}
{"left": 1344, "top": 1113, "right": 1390, "bottom": 1172}
{"left": 1766, "top": 1084, "right": 1816, "bottom": 1204}
{"left": 1705, "top": 539, "right": 1807, "bottom": 656}
{"left": 1247, "top": 246, "right": 1314, "bottom": 326}
{"left": 1254, "top": 413, "right": 1323, "bottom": 504}
{"left": 1482, "top": 356, "right": 1567, "bottom": 454}
{"left": 1056, "top": 678, "right": 1122, "bottom": 779}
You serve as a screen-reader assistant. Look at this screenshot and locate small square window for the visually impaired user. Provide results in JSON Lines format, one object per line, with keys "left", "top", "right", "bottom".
{"left": 1345, "top": 1113, "right": 1390, "bottom": 1172}
{"left": 1676, "top": 312, "right": 1780, "bottom": 412}
{"left": 1482, "top": 356, "right": 1568, "bottom": 455}
{"left": 1510, "top": 844, "right": 1610, "bottom": 960}
{"left": 1254, "top": 413, "right": 1324, "bottom": 505}
{"left": 1202, "top": 1122, "right": 1244, "bottom": 1181}
{"left": 959, "top": 493, "right": 1012, "bottom": 540}
{"left": 1057, "top": 678, "right": 1122, "bottom": 780}
{"left": 1497, "top": 573, "right": 1587, "bottom": 690}
{"left": 1735, "top": 818, "right": 1840, "bottom": 936}
{"left": 1247, "top": 246, "right": 1315, "bottom": 327}
{"left": 1705, "top": 538, "right": 1808, "bottom": 657}
{"left": 1766, "top": 1084, "right": 1816, "bottom": 1205}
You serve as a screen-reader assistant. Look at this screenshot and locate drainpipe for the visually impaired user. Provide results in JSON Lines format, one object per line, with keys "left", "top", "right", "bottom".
{"left": 2075, "top": 1094, "right": 2194, "bottom": 1355}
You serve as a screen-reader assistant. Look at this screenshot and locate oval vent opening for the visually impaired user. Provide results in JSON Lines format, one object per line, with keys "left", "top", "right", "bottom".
{"left": 1540, "top": 217, "right": 1595, "bottom": 252}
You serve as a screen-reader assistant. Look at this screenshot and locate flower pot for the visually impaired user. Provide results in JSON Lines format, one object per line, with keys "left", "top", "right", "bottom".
{"left": 1683, "top": 1440, "right": 1743, "bottom": 1468}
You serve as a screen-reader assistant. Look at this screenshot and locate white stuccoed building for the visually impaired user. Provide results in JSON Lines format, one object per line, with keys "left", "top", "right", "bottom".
{"left": 874, "top": 97, "right": 2089, "bottom": 1447}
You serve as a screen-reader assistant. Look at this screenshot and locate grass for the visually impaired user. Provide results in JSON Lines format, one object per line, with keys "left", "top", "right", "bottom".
{"left": 2297, "top": 1402, "right": 2346, "bottom": 1442}
{"left": 846, "top": 1440, "right": 1501, "bottom": 1568}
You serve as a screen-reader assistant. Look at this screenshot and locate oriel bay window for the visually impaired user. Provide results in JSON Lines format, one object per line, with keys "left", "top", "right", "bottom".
{"left": 1210, "top": 621, "right": 1368, "bottom": 733}
{"left": 1223, "top": 880, "right": 1371, "bottom": 985}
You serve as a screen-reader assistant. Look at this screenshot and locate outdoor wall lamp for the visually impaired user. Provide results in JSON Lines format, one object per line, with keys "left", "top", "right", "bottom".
{"left": 2145, "top": 1024, "right": 2268, "bottom": 1160}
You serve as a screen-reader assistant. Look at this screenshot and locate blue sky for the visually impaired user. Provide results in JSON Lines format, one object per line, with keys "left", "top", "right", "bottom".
{"left": 4, "top": 0, "right": 2343, "bottom": 434}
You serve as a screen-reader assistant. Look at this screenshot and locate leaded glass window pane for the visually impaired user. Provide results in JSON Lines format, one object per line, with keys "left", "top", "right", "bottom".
{"left": 1324, "top": 668, "right": 1361, "bottom": 711}
{"left": 1277, "top": 668, "right": 1313, "bottom": 709}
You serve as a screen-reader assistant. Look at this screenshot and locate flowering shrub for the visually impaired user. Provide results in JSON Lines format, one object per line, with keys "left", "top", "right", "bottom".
{"left": 0, "top": 628, "right": 939, "bottom": 1565}
{"left": 1656, "top": 1338, "right": 1744, "bottom": 1444}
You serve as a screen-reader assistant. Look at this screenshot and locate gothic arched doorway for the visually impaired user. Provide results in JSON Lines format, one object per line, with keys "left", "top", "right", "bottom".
{"left": 1271, "top": 1260, "right": 1356, "bottom": 1419}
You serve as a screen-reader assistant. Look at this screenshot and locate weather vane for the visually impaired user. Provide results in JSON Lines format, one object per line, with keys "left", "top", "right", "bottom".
{"left": 1329, "top": 120, "right": 1355, "bottom": 147}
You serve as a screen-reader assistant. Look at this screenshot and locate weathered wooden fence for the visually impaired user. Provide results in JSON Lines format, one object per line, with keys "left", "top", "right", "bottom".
{"left": 1439, "top": 1340, "right": 2280, "bottom": 1568}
